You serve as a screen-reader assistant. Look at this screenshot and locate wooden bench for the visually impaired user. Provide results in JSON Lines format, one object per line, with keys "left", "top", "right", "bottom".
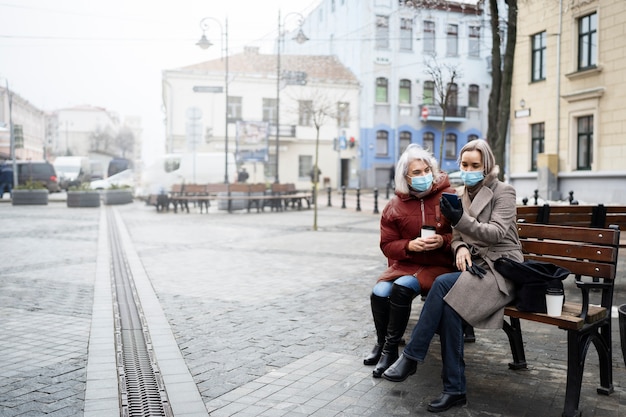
{"left": 169, "top": 183, "right": 212, "bottom": 213}
{"left": 517, "top": 204, "right": 626, "bottom": 231}
{"left": 501, "top": 222, "right": 620, "bottom": 417}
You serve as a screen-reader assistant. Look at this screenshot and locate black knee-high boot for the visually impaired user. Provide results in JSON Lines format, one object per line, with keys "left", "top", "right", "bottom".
{"left": 364, "top": 293, "right": 390, "bottom": 365}
{"left": 373, "top": 284, "right": 415, "bottom": 377}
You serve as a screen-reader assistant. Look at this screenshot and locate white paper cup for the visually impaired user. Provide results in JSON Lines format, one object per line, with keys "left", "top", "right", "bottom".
{"left": 545, "top": 289, "right": 564, "bottom": 317}
{"left": 421, "top": 226, "right": 436, "bottom": 238}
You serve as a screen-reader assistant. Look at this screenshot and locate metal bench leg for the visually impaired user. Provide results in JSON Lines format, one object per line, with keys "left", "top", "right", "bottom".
{"left": 502, "top": 317, "right": 527, "bottom": 370}
{"left": 563, "top": 330, "right": 589, "bottom": 417}
{"left": 594, "top": 322, "right": 614, "bottom": 395}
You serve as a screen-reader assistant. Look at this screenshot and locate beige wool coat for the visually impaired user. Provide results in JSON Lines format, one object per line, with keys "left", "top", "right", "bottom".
{"left": 443, "top": 178, "right": 523, "bottom": 329}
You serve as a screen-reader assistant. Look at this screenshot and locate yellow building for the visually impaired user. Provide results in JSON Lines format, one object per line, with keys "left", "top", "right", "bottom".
{"left": 509, "top": 0, "right": 625, "bottom": 204}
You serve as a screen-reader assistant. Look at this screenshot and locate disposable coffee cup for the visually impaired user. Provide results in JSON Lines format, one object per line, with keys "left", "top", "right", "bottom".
{"left": 421, "top": 226, "right": 436, "bottom": 238}
{"left": 545, "top": 288, "right": 564, "bottom": 317}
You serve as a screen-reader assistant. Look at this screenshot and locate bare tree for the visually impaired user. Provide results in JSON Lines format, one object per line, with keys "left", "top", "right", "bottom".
{"left": 424, "top": 58, "right": 462, "bottom": 168}
{"left": 89, "top": 127, "right": 114, "bottom": 154}
{"left": 487, "top": 0, "right": 518, "bottom": 180}
{"left": 115, "top": 126, "right": 136, "bottom": 159}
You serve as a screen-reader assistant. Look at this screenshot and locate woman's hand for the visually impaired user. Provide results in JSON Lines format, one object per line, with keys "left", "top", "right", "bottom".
{"left": 455, "top": 247, "right": 472, "bottom": 271}
{"left": 407, "top": 235, "right": 443, "bottom": 252}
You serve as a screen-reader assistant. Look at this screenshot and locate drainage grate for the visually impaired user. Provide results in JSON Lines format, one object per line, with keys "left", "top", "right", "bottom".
{"left": 108, "top": 209, "right": 173, "bottom": 417}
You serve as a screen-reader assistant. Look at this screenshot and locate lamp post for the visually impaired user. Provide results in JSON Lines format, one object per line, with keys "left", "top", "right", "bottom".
{"left": 275, "top": 10, "right": 309, "bottom": 183}
{"left": 197, "top": 17, "right": 230, "bottom": 184}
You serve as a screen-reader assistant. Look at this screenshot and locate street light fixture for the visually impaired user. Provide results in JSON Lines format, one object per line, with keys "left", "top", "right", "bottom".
{"left": 197, "top": 16, "right": 230, "bottom": 184}
{"left": 275, "top": 10, "right": 309, "bottom": 183}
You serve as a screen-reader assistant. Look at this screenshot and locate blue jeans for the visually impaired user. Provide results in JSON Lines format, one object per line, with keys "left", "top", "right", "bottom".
{"left": 372, "top": 275, "right": 421, "bottom": 297}
{"left": 402, "top": 272, "right": 466, "bottom": 395}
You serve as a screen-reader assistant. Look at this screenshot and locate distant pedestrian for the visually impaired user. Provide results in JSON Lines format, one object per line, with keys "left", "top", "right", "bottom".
{"left": 309, "top": 166, "right": 321, "bottom": 183}
{"left": 237, "top": 168, "right": 249, "bottom": 183}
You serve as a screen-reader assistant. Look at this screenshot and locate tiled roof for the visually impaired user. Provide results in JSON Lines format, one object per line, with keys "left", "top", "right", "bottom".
{"left": 179, "top": 48, "right": 358, "bottom": 85}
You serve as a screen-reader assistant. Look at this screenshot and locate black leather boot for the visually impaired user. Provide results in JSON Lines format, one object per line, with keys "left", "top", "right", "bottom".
{"left": 364, "top": 293, "right": 389, "bottom": 365}
{"left": 382, "top": 354, "right": 418, "bottom": 382}
{"left": 373, "top": 284, "right": 415, "bottom": 377}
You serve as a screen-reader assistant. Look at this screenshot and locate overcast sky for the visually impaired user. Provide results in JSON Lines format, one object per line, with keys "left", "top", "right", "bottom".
{"left": 0, "top": 0, "right": 320, "bottom": 163}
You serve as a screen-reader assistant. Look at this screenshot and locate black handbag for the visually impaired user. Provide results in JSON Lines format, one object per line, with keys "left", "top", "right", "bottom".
{"left": 494, "top": 258, "right": 571, "bottom": 313}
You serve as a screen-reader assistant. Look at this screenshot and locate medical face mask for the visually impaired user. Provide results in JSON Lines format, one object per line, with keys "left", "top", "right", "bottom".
{"left": 410, "top": 172, "right": 433, "bottom": 192}
{"left": 460, "top": 170, "right": 484, "bottom": 187}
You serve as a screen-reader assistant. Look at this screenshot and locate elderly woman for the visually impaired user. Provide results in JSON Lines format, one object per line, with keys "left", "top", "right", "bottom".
{"left": 364, "top": 144, "right": 455, "bottom": 378}
{"left": 383, "top": 139, "right": 523, "bottom": 413}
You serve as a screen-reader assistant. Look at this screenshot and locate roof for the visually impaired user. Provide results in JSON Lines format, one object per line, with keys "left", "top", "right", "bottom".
{"left": 178, "top": 47, "right": 359, "bottom": 85}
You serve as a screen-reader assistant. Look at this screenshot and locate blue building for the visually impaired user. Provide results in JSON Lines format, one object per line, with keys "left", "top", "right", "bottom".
{"left": 284, "top": 0, "right": 493, "bottom": 188}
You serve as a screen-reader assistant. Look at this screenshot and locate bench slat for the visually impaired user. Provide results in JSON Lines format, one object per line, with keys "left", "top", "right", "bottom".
{"left": 504, "top": 302, "right": 606, "bottom": 330}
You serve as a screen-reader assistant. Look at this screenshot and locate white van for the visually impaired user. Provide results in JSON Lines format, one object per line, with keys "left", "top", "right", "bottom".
{"left": 53, "top": 156, "right": 91, "bottom": 190}
{"left": 139, "top": 152, "right": 236, "bottom": 196}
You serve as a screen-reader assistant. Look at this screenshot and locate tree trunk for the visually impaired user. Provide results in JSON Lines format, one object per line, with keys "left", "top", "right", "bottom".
{"left": 487, "top": 0, "right": 503, "bottom": 151}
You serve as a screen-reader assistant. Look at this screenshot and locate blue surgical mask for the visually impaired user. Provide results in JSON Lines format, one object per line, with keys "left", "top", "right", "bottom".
{"left": 410, "top": 172, "right": 433, "bottom": 192}
{"left": 460, "top": 170, "right": 484, "bottom": 187}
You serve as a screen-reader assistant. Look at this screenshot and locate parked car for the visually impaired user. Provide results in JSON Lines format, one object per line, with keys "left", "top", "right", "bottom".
{"left": 89, "top": 169, "right": 134, "bottom": 190}
{"left": 1, "top": 161, "right": 61, "bottom": 193}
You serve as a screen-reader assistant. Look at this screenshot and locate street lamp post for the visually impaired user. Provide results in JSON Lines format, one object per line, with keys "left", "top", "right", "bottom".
{"left": 275, "top": 11, "right": 309, "bottom": 183}
{"left": 197, "top": 17, "right": 230, "bottom": 184}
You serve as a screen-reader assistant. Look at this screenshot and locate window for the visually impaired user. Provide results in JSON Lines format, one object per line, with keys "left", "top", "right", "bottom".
{"left": 578, "top": 12, "right": 597, "bottom": 70}
{"left": 298, "top": 100, "right": 313, "bottom": 126}
{"left": 262, "top": 98, "right": 277, "bottom": 123}
{"left": 337, "top": 102, "right": 350, "bottom": 128}
{"left": 299, "top": 155, "right": 313, "bottom": 179}
{"left": 468, "top": 134, "right": 479, "bottom": 142}
{"left": 400, "top": 18, "right": 413, "bottom": 51}
{"left": 423, "top": 20, "right": 435, "bottom": 54}
{"left": 445, "top": 133, "right": 457, "bottom": 159}
{"left": 422, "top": 132, "right": 435, "bottom": 152}
{"left": 399, "top": 131, "right": 412, "bottom": 154}
{"left": 531, "top": 31, "right": 546, "bottom": 81}
{"left": 376, "top": 15, "right": 390, "bottom": 49}
{"left": 468, "top": 84, "right": 479, "bottom": 108}
{"left": 531, "top": 123, "right": 545, "bottom": 171}
{"left": 446, "top": 24, "right": 458, "bottom": 56}
{"left": 228, "top": 96, "right": 242, "bottom": 121}
{"left": 447, "top": 83, "right": 458, "bottom": 108}
{"left": 376, "top": 130, "right": 389, "bottom": 156}
{"left": 376, "top": 77, "right": 388, "bottom": 103}
{"left": 577, "top": 115, "right": 593, "bottom": 170}
{"left": 399, "top": 79, "right": 411, "bottom": 104}
{"left": 469, "top": 25, "right": 480, "bottom": 57}
{"left": 423, "top": 81, "right": 435, "bottom": 105}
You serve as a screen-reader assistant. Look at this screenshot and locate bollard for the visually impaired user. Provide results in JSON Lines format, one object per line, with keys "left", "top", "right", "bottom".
{"left": 568, "top": 191, "right": 575, "bottom": 204}
{"left": 327, "top": 186, "right": 332, "bottom": 207}
{"left": 356, "top": 188, "right": 361, "bottom": 211}
{"left": 341, "top": 186, "right": 346, "bottom": 209}
{"left": 374, "top": 188, "right": 379, "bottom": 214}
{"left": 522, "top": 197, "right": 528, "bottom": 206}
{"left": 533, "top": 189, "right": 539, "bottom": 205}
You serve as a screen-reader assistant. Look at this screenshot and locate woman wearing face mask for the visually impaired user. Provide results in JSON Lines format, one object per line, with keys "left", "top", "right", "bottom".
{"left": 383, "top": 139, "right": 523, "bottom": 413}
{"left": 364, "top": 144, "right": 456, "bottom": 378}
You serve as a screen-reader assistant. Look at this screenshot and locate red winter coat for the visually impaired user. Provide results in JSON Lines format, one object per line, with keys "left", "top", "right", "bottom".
{"left": 377, "top": 174, "right": 456, "bottom": 294}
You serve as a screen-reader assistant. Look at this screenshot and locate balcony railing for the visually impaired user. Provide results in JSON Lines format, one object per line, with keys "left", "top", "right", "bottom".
{"left": 420, "top": 105, "right": 467, "bottom": 121}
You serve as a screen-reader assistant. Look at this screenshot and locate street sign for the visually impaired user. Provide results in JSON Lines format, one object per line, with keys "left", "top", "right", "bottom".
{"left": 193, "top": 86, "right": 223, "bottom": 93}
{"left": 421, "top": 107, "right": 429, "bottom": 121}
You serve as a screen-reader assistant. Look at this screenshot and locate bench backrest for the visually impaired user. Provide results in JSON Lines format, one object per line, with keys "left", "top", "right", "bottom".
{"left": 517, "top": 204, "right": 626, "bottom": 230}
{"left": 249, "top": 183, "right": 267, "bottom": 194}
{"left": 171, "top": 183, "right": 184, "bottom": 194}
{"left": 229, "top": 183, "right": 250, "bottom": 193}
{"left": 517, "top": 223, "right": 620, "bottom": 311}
{"left": 183, "top": 184, "right": 207, "bottom": 194}
{"left": 205, "top": 183, "right": 229, "bottom": 194}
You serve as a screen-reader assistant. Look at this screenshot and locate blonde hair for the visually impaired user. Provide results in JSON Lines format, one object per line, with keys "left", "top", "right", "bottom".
{"left": 394, "top": 144, "right": 440, "bottom": 194}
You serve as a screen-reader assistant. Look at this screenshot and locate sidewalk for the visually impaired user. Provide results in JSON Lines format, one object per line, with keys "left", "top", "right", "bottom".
{"left": 0, "top": 199, "right": 624, "bottom": 416}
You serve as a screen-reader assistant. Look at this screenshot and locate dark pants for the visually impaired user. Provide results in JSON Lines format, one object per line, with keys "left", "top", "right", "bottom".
{"left": 402, "top": 272, "right": 466, "bottom": 394}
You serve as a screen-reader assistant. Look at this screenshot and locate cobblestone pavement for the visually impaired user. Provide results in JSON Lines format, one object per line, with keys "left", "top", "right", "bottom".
{"left": 0, "top": 193, "right": 625, "bottom": 416}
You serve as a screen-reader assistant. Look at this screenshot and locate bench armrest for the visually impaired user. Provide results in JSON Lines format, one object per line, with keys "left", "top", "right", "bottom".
{"left": 575, "top": 280, "right": 611, "bottom": 321}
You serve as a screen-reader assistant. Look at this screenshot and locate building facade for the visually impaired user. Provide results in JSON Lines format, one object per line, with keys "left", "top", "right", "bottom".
{"left": 509, "top": 0, "right": 626, "bottom": 204}
{"left": 285, "top": 0, "right": 492, "bottom": 188}
{"left": 162, "top": 47, "right": 360, "bottom": 189}
{"left": 0, "top": 86, "right": 47, "bottom": 161}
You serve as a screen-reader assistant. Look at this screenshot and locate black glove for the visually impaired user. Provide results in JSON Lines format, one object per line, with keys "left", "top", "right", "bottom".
{"left": 466, "top": 261, "right": 486, "bottom": 279}
{"left": 440, "top": 196, "right": 463, "bottom": 225}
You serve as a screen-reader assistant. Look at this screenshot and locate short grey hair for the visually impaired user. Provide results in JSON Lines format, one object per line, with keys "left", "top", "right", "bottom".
{"left": 394, "top": 144, "right": 440, "bottom": 194}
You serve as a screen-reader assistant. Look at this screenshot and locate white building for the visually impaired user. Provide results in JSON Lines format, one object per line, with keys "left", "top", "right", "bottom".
{"left": 284, "top": 0, "right": 493, "bottom": 188}
{"left": 0, "top": 86, "right": 47, "bottom": 161}
{"left": 162, "top": 46, "right": 360, "bottom": 189}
